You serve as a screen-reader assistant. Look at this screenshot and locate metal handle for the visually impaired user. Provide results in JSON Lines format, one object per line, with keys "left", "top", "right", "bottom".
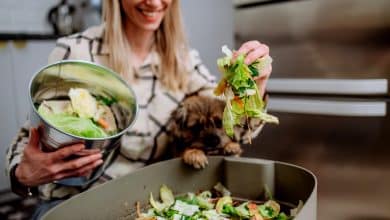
{"left": 268, "top": 97, "right": 387, "bottom": 116}
{"left": 267, "top": 78, "right": 388, "bottom": 95}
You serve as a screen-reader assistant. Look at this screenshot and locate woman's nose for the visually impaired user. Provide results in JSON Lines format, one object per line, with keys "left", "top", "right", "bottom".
{"left": 145, "top": 0, "right": 163, "bottom": 7}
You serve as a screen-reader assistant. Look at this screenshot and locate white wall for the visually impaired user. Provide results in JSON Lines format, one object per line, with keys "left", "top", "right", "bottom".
{"left": 0, "top": 43, "right": 19, "bottom": 190}
{"left": 0, "top": 0, "right": 58, "bottom": 33}
{"left": 0, "top": 41, "right": 55, "bottom": 190}
{"left": 181, "top": 0, "right": 234, "bottom": 77}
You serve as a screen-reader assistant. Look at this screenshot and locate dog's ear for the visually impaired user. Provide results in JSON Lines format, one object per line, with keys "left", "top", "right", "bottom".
{"left": 168, "top": 103, "right": 188, "bottom": 137}
{"left": 173, "top": 103, "right": 187, "bottom": 126}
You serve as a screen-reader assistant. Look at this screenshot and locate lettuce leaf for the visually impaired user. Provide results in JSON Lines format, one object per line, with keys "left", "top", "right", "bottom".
{"left": 38, "top": 108, "right": 108, "bottom": 138}
{"left": 214, "top": 45, "right": 279, "bottom": 138}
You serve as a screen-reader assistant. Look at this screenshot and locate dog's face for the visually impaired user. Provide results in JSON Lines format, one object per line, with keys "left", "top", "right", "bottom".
{"left": 169, "top": 96, "right": 231, "bottom": 154}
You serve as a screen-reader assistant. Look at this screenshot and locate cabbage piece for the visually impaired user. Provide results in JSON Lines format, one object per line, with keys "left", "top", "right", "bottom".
{"left": 175, "top": 192, "right": 198, "bottom": 205}
{"left": 202, "top": 210, "right": 229, "bottom": 220}
{"left": 149, "top": 192, "right": 166, "bottom": 213}
{"left": 160, "top": 185, "right": 175, "bottom": 207}
{"left": 222, "top": 96, "right": 235, "bottom": 137}
{"left": 215, "top": 196, "right": 232, "bottom": 214}
{"left": 258, "top": 200, "right": 280, "bottom": 219}
{"left": 172, "top": 200, "right": 199, "bottom": 216}
{"left": 149, "top": 186, "right": 175, "bottom": 213}
{"left": 38, "top": 109, "right": 107, "bottom": 138}
{"left": 138, "top": 184, "right": 294, "bottom": 220}
{"left": 290, "top": 200, "right": 304, "bottom": 217}
{"left": 38, "top": 100, "right": 74, "bottom": 115}
{"left": 149, "top": 185, "right": 179, "bottom": 214}
{"left": 235, "top": 202, "right": 250, "bottom": 218}
{"left": 221, "top": 204, "right": 239, "bottom": 216}
{"left": 68, "top": 88, "right": 98, "bottom": 118}
{"left": 213, "top": 182, "right": 231, "bottom": 197}
{"left": 172, "top": 214, "right": 183, "bottom": 220}
{"left": 195, "top": 191, "right": 214, "bottom": 210}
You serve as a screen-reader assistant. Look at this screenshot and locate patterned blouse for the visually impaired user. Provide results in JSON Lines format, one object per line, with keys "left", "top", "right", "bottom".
{"left": 5, "top": 25, "right": 264, "bottom": 200}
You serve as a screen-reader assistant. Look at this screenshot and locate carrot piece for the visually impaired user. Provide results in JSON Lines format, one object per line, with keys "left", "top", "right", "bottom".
{"left": 248, "top": 202, "right": 264, "bottom": 220}
{"left": 214, "top": 78, "right": 227, "bottom": 96}
{"left": 97, "top": 118, "right": 109, "bottom": 129}
{"left": 232, "top": 96, "right": 244, "bottom": 109}
{"left": 247, "top": 202, "right": 257, "bottom": 210}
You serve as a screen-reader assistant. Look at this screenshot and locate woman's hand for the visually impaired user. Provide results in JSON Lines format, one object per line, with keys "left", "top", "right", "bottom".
{"left": 234, "top": 40, "right": 272, "bottom": 97}
{"left": 15, "top": 128, "right": 103, "bottom": 187}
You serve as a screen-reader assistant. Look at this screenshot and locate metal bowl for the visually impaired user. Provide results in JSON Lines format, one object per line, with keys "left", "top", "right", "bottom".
{"left": 41, "top": 156, "right": 317, "bottom": 220}
{"left": 29, "top": 60, "right": 138, "bottom": 153}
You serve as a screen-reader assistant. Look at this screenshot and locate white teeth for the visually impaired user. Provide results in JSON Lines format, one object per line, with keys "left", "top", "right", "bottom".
{"left": 142, "top": 10, "right": 157, "bottom": 17}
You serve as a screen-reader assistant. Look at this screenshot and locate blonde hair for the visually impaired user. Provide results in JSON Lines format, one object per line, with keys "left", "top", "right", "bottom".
{"left": 103, "top": 0, "right": 189, "bottom": 92}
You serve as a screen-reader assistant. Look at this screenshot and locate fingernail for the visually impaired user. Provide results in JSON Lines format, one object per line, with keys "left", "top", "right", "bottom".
{"left": 30, "top": 127, "right": 38, "bottom": 136}
{"left": 96, "top": 159, "right": 103, "bottom": 166}
{"left": 90, "top": 153, "right": 102, "bottom": 159}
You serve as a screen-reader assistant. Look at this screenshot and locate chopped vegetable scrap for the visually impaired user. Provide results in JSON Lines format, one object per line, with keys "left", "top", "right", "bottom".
{"left": 37, "top": 88, "right": 118, "bottom": 138}
{"left": 214, "top": 46, "right": 279, "bottom": 139}
{"left": 136, "top": 183, "right": 301, "bottom": 220}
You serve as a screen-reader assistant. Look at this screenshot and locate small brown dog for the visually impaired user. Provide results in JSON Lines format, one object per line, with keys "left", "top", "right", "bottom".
{"left": 167, "top": 95, "right": 242, "bottom": 169}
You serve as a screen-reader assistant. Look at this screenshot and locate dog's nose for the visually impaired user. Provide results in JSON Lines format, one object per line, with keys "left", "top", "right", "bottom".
{"left": 205, "top": 134, "right": 220, "bottom": 147}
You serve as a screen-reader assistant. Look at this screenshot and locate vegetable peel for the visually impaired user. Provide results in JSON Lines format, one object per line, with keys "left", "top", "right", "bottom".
{"left": 137, "top": 184, "right": 297, "bottom": 219}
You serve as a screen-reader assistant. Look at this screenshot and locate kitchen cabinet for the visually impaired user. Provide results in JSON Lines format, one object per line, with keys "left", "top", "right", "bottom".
{"left": 0, "top": 40, "right": 55, "bottom": 190}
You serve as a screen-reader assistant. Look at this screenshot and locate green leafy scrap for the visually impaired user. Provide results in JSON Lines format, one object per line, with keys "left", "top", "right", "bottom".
{"left": 136, "top": 184, "right": 298, "bottom": 220}
{"left": 214, "top": 46, "right": 279, "bottom": 138}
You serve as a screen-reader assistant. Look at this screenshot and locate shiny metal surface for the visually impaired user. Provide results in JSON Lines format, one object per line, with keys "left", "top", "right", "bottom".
{"left": 235, "top": 0, "right": 390, "bottom": 79}
{"left": 268, "top": 96, "right": 387, "bottom": 117}
{"left": 29, "top": 60, "right": 138, "bottom": 153}
{"left": 267, "top": 78, "right": 389, "bottom": 96}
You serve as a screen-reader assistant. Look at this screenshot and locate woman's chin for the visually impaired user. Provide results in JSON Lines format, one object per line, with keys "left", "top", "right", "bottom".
{"left": 141, "top": 23, "right": 162, "bottom": 32}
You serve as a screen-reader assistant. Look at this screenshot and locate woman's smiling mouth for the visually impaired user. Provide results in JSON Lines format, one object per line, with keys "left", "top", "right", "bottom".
{"left": 137, "top": 7, "right": 165, "bottom": 20}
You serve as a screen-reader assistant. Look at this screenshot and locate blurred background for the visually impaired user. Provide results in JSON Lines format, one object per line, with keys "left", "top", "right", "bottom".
{"left": 0, "top": 0, "right": 389, "bottom": 219}
{"left": 236, "top": 0, "right": 390, "bottom": 220}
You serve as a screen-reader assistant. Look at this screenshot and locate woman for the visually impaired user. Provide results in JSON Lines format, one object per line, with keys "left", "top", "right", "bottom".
{"left": 6, "top": 0, "right": 272, "bottom": 218}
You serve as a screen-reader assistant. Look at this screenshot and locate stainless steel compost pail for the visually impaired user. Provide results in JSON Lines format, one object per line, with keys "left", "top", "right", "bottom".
{"left": 29, "top": 60, "right": 138, "bottom": 186}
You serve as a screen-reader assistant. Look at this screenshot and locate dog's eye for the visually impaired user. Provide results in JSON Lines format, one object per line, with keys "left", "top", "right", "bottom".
{"left": 213, "top": 117, "right": 222, "bottom": 128}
